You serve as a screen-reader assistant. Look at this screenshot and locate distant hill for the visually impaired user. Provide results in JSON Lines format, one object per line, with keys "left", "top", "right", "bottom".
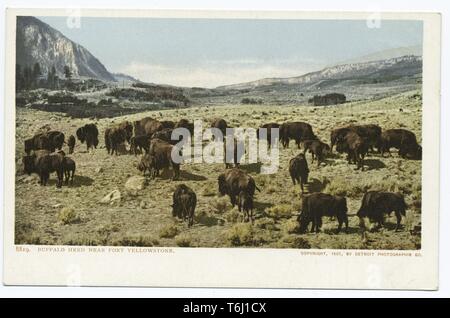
{"left": 216, "top": 55, "right": 422, "bottom": 91}
{"left": 112, "top": 73, "right": 139, "bottom": 84}
{"left": 16, "top": 16, "right": 116, "bottom": 82}
{"left": 339, "top": 45, "right": 422, "bottom": 65}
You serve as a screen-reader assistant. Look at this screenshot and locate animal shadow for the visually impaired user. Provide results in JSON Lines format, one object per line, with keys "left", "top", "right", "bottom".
{"left": 306, "top": 177, "right": 329, "bottom": 193}
{"left": 239, "top": 162, "right": 263, "bottom": 174}
{"left": 46, "top": 175, "right": 94, "bottom": 188}
{"left": 364, "top": 159, "right": 386, "bottom": 171}
{"left": 195, "top": 213, "right": 222, "bottom": 227}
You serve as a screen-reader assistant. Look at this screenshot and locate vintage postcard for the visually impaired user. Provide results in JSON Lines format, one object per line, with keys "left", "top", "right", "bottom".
{"left": 3, "top": 9, "right": 440, "bottom": 289}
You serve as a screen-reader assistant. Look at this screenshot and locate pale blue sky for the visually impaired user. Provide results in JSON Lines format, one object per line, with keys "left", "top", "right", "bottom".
{"left": 38, "top": 17, "right": 423, "bottom": 87}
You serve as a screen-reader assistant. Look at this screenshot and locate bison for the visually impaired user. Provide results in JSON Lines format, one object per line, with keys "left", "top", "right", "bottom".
{"left": 357, "top": 191, "right": 407, "bottom": 231}
{"left": 175, "top": 119, "right": 194, "bottom": 135}
{"left": 63, "top": 156, "right": 76, "bottom": 185}
{"left": 349, "top": 124, "right": 382, "bottom": 153}
{"left": 378, "top": 129, "right": 421, "bottom": 159}
{"left": 130, "top": 135, "right": 151, "bottom": 155}
{"left": 302, "top": 139, "right": 331, "bottom": 166}
{"left": 151, "top": 128, "right": 179, "bottom": 145}
{"left": 105, "top": 127, "right": 127, "bottom": 155}
{"left": 76, "top": 124, "right": 99, "bottom": 151}
{"left": 45, "top": 131, "right": 65, "bottom": 151}
{"left": 224, "top": 136, "right": 244, "bottom": 169}
{"left": 146, "top": 139, "right": 181, "bottom": 180}
{"left": 24, "top": 133, "right": 52, "bottom": 154}
{"left": 211, "top": 118, "right": 228, "bottom": 139}
{"left": 330, "top": 127, "right": 352, "bottom": 153}
{"left": 218, "top": 168, "right": 260, "bottom": 220}
{"left": 172, "top": 184, "right": 197, "bottom": 227}
{"left": 335, "top": 131, "right": 369, "bottom": 170}
{"left": 23, "top": 151, "right": 65, "bottom": 188}
{"left": 280, "top": 122, "right": 316, "bottom": 148}
{"left": 298, "top": 192, "right": 349, "bottom": 234}
{"left": 67, "top": 135, "right": 76, "bottom": 154}
{"left": 288, "top": 154, "right": 309, "bottom": 194}
{"left": 133, "top": 117, "right": 164, "bottom": 137}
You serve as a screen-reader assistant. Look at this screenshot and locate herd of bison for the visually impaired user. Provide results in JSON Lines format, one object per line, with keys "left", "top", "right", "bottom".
{"left": 21, "top": 115, "right": 422, "bottom": 237}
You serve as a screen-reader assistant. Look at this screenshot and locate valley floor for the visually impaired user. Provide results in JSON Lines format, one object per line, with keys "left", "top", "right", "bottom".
{"left": 14, "top": 90, "right": 422, "bottom": 249}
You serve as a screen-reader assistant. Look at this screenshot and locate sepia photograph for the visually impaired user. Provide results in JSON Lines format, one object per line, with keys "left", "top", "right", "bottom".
{"left": 2, "top": 8, "right": 441, "bottom": 289}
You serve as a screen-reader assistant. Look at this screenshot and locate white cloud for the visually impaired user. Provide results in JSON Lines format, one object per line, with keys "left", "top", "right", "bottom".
{"left": 118, "top": 59, "right": 323, "bottom": 88}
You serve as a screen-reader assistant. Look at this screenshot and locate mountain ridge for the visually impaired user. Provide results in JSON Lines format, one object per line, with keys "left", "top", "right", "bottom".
{"left": 16, "top": 16, "right": 116, "bottom": 82}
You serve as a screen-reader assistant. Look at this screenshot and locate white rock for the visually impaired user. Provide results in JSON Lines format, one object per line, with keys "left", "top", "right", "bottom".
{"left": 100, "top": 190, "right": 121, "bottom": 204}
{"left": 125, "top": 176, "right": 147, "bottom": 192}
{"left": 95, "top": 167, "right": 104, "bottom": 173}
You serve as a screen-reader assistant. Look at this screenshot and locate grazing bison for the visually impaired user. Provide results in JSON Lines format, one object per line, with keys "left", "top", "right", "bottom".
{"left": 378, "top": 129, "right": 421, "bottom": 159}
{"left": 130, "top": 135, "right": 151, "bottom": 155}
{"left": 288, "top": 154, "right": 309, "bottom": 194}
{"left": 133, "top": 117, "right": 164, "bottom": 137}
{"left": 175, "top": 119, "right": 194, "bottom": 135}
{"left": 238, "top": 191, "right": 255, "bottom": 223}
{"left": 357, "top": 191, "right": 407, "bottom": 231}
{"left": 280, "top": 122, "right": 316, "bottom": 148}
{"left": 117, "top": 121, "right": 134, "bottom": 143}
{"left": 24, "top": 133, "right": 52, "bottom": 154}
{"left": 172, "top": 184, "right": 197, "bottom": 227}
{"left": 76, "top": 124, "right": 99, "bottom": 151}
{"left": 350, "top": 124, "right": 382, "bottom": 153}
{"left": 146, "top": 139, "right": 181, "bottom": 180}
{"left": 302, "top": 139, "right": 331, "bottom": 166}
{"left": 336, "top": 131, "right": 369, "bottom": 170}
{"left": 67, "top": 135, "right": 76, "bottom": 154}
{"left": 62, "top": 156, "right": 76, "bottom": 185}
{"left": 298, "top": 192, "right": 349, "bottom": 234}
{"left": 105, "top": 127, "right": 127, "bottom": 155}
{"left": 330, "top": 127, "right": 352, "bottom": 153}
{"left": 23, "top": 151, "right": 65, "bottom": 188}
{"left": 211, "top": 118, "right": 228, "bottom": 138}
{"left": 257, "top": 123, "right": 280, "bottom": 148}
{"left": 218, "top": 168, "right": 260, "bottom": 218}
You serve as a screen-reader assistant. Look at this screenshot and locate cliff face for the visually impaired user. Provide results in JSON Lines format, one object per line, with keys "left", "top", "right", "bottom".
{"left": 16, "top": 16, "right": 116, "bottom": 82}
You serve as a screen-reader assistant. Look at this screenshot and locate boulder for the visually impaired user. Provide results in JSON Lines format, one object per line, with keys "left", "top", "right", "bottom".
{"left": 125, "top": 176, "right": 147, "bottom": 192}
{"left": 100, "top": 189, "right": 121, "bottom": 204}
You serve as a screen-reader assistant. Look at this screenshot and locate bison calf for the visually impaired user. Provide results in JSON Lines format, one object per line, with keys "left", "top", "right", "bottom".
{"left": 63, "top": 156, "right": 76, "bottom": 185}
{"left": 288, "top": 154, "right": 309, "bottom": 193}
{"left": 302, "top": 139, "right": 331, "bottom": 166}
{"left": 357, "top": 191, "right": 407, "bottom": 231}
{"left": 172, "top": 184, "right": 197, "bottom": 227}
{"left": 67, "top": 135, "right": 76, "bottom": 154}
{"left": 298, "top": 192, "right": 348, "bottom": 233}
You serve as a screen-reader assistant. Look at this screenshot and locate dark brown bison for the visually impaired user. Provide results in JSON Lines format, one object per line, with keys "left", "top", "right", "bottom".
{"left": 336, "top": 131, "right": 370, "bottom": 170}
{"left": 105, "top": 127, "right": 127, "bottom": 155}
{"left": 45, "top": 131, "right": 65, "bottom": 151}
{"left": 133, "top": 117, "right": 164, "bottom": 137}
{"left": 23, "top": 151, "right": 65, "bottom": 188}
{"left": 218, "top": 168, "right": 260, "bottom": 221}
{"left": 378, "top": 129, "right": 421, "bottom": 159}
{"left": 211, "top": 118, "right": 228, "bottom": 138}
{"left": 289, "top": 154, "right": 309, "bottom": 194}
{"left": 172, "top": 184, "right": 197, "bottom": 227}
{"left": 130, "top": 135, "right": 151, "bottom": 155}
{"left": 175, "top": 119, "right": 194, "bottom": 135}
{"left": 117, "top": 121, "right": 134, "bottom": 143}
{"left": 302, "top": 139, "right": 331, "bottom": 166}
{"left": 280, "top": 122, "right": 316, "bottom": 148}
{"left": 330, "top": 127, "right": 352, "bottom": 153}
{"left": 63, "top": 156, "right": 76, "bottom": 185}
{"left": 350, "top": 124, "right": 382, "bottom": 153}
{"left": 76, "top": 124, "right": 99, "bottom": 151}
{"left": 357, "top": 191, "right": 407, "bottom": 231}
{"left": 24, "top": 133, "right": 52, "bottom": 154}
{"left": 257, "top": 123, "right": 280, "bottom": 148}
{"left": 146, "top": 139, "right": 181, "bottom": 180}
{"left": 298, "top": 192, "right": 349, "bottom": 233}
{"left": 67, "top": 135, "right": 76, "bottom": 154}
